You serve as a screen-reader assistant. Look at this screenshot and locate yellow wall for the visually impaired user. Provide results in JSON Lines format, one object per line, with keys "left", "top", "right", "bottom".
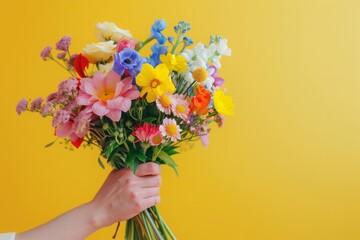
{"left": 1, "top": 0, "right": 360, "bottom": 239}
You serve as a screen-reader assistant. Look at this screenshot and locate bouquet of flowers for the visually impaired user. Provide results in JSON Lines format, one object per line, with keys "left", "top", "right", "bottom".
{"left": 16, "top": 20, "right": 234, "bottom": 240}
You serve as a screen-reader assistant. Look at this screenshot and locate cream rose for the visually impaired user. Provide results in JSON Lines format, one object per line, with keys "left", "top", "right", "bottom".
{"left": 82, "top": 41, "right": 116, "bottom": 63}
{"left": 96, "top": 22, "right": 132, "bottom": 42}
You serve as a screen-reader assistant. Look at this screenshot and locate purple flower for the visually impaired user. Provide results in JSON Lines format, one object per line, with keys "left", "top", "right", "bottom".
{"left": 72, "top": 111, "right": 91, "bottom": 137}
{"left": 151, "top": 20, "right": 167, "bottom": 44}
{"left": 40, "top": 46, "right": 52, "bottom": 60}
{"left": 56, "top": 36, "right": 72, "bottom": 51}
{"left": 52, "top": 110, "right": 70, "bottom": 127}
{"left": 30, "top": 97, "right": 43, "bottom": 111}
{"left": 148, "top": 44, "right": 168, "bottom": 67}
{"left": 209, "top": 66, "right": 225, "bottom": 87}
{"left": 16, "top": 99, "right": 28, "bottom": 115}
{"left": 57, "top": 51, "right": 67, "bottom": 59}
{"left": 41, "top": 102, "right": 53, "bottom": 117}
{"left": 58, "top": 78, "right": 78, "bottom": 95}
{"left": 66, "top": 54, "right": 78, "bottom": 71}
{"left": 113, "top": 48, "right": 145, "bottom": 77}
{"left": 46, "top": 92, "right": 58, "bottom": 103}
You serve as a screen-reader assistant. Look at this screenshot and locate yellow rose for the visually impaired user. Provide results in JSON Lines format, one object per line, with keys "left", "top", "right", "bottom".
{"left": 96, "top": 22, "right": 132, "bottom": 42}
{"left": 213, "top": 89, "right": 234, "bottom": 115}
{"left": 82, "top": 41, "right": 116, "bottom": 63}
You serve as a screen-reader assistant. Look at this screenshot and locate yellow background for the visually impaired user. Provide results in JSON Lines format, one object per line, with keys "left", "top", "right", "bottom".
{"left": 1, "top": 0, "right": 360, "bottom": 239}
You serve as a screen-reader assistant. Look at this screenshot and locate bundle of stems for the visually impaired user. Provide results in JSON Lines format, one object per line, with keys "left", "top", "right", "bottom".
{"left": 120, "top": 206, "right": 176, "bottom": 240}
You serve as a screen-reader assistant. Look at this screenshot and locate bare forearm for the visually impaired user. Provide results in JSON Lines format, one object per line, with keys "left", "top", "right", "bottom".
{"left": 16, "top": 203, "right": 99, "bottom": 240}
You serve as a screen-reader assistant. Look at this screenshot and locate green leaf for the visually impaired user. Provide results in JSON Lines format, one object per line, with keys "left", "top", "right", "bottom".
{"left": 129, "top": 159, "right": 140, "bottom": 173}
{"left": 44, "top": 141, "right": 56, "bottom": 148}
{"left": 142, "top": 117, "right": 157, "bottom": 124}
{"left": 135, "top": 150, "right": 147, "bottom": 163}
{"left": 158, "top": 151, "right": 179, "bottom": 176}
{"left": 98, "top": 157, "right": 105, "bottom": 169}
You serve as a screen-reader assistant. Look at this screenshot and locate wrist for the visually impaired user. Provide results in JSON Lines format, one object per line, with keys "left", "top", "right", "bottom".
{"left": 81, "top": 202, "right": 103, "bottom": 232}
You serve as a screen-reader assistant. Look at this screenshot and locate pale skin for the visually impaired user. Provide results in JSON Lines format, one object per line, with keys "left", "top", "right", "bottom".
{"left": 16, "top": 162, "right": 162, "bottom": 240}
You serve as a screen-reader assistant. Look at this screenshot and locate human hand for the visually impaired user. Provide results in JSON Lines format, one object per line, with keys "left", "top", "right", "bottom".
{"left": 88, "top": 162, "right": 162, "bottom": 229}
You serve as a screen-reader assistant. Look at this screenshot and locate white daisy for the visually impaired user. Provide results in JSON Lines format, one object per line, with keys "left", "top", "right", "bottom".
{"left": 159, "top": 118, "right": 182, "bottom": 142}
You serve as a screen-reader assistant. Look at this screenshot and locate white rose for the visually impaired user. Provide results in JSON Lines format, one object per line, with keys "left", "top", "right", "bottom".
{"left": 82, "top": 41, "right": 116, "bottom": 63}
{"left": 96, "top": 22, "right": 132, "bottom": 42}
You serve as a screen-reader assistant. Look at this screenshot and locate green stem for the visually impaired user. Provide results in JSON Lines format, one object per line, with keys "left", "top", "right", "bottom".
{"left": 158, "top": 215, "right": 176, "bottom": 240}
{"left": 49, "top": 56, "right": 76, "bottom": 77}
{"left": 136, "top": 37, "right": 155, "bottom": 52}
{"left": 140, "top": 212, "right": 153, "bottom": 239}
{"left": 171, "top": 33, "right": 183, "bottom": 54}
{"left": 144, "top": 209, "right": 164, "bottom": 240}
{"left": 152, "top": 206, "right": 168, "bottom": 240}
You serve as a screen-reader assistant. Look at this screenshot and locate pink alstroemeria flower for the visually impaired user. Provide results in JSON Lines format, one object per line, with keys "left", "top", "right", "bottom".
{"left": 77, "top": 70, "right": 140, "bottom": 121}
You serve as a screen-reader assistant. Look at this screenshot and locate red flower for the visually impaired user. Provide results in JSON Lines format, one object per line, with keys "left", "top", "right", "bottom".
{"left": 74, "top": 54, "right": 89, "bottom": 78}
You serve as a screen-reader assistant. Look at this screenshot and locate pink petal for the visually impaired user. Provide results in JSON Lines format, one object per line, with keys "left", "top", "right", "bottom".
{"left": 114, "top": 81, "right": 124, "bottom": 97}
{"left": 77, "top": 93, "right": 91, "bottom": 106}
{"left": 107, "top": 96, "right": 124, "bottom": 109}
{"left": 56, "top": 122, "right": 73, "bottom": 138}
{"left": 123, "top": 86, "right": 140, "bottom": 99}
{"left": 105, "top": 70, "right": 121, "bottom": 92}
{"left": 106, "top": 109, "right": 122, "bottom": 121}
{"left": 92, "top": 101, "right": 110, "bottom": 117}
{"left": 83, "top": 80, "right": 98, "bottom": 97}
{"left": 107, "top": 97, "right": 132, "bottom": 112}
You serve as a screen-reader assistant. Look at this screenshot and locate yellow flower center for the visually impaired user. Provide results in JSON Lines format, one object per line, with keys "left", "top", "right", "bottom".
{"left": 99, "top": 90, "right": 114, "bottom": 102}
{"left": 176, "top": 104, "right": 186, "bottom": 114}
{"left": 165, "top": 124, "right": 177, "bottom": 137}
{"left": 150, "top": 79, "right": 160, "bottom": 88}
{"left": 192, "top": 68, "right": 208, "bottom": 83}
{"left": 159, "top": 94, "right": 171, "bottom": 108}
{"left": 151, "top": 134, "right": 162, "bottom": 145}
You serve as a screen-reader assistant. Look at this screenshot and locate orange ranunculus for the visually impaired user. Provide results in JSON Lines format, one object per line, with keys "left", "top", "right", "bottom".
{"left": 195, "top": 85, "right": 210, "bottom": 97}
{"left": 190, "top": 85, "right": 211, "bottom": 115}
{"left": 190, "top": 93, "right": 211, "bottom": 115}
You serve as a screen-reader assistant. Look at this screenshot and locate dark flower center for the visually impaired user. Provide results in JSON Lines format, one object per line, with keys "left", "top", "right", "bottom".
{"left": 124, "top": 59, "right": 132, "bottom": 64}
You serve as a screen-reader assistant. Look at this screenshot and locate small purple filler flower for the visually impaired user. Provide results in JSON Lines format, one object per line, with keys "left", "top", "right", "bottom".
{"left": 40, "top": 46, "right": 52, "bottom": 60}
{"left": 56, "top": 36, "right": 72, "bottom": 51}
{"left": 57, "top": 51, "right": 67, "bottom": 59}
{"left": 16, "top": 99, "right": 28, "bottom": 115}
{"left": 30, "top": 97, "right": 43, "bottom": 111}
{"left": 52, "top": 110, "right": 71, "bottom": 127}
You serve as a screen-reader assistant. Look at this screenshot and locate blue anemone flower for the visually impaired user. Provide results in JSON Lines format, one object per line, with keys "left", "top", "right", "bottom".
{"left": 113, "top": 48, "right": 145, "bottom": 78}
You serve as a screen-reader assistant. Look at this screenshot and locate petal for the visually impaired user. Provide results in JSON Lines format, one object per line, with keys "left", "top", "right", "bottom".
{"left": 77, "top": 93, "right": 91, "bottom": 106}
{"left": 56, "top": 122, "right": 73, "bottom": 138}
{"left": 83, "top": 81, "right": 98, "bottom": 97}
{"left": 154, "top": 64, "right": 169, "bottom": 81}
{"left": 71, "top": 137, "right": 83, "bottom": 148}
{"left": 114, "top": 81, "right": 124, "bottom": 97}
{"left": 123, "top": 86, "right": 140, "bottom": 99}
{"left": 107, "top": 97, "right": 132, "bottom": 112}
{"left": 92, "top": 101, "right": 110, "bottom": 116}
{"left": 105, "top": 70, "right": 120, "bottom": 91}
{"left": 106, "top": 109, "right": 122, "bottom": 121}
{"left": 136, "top": 64, "right": 154, "bottom": 86}
{"left": 146, "top": 89, "right": 157, "bottom": 102}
